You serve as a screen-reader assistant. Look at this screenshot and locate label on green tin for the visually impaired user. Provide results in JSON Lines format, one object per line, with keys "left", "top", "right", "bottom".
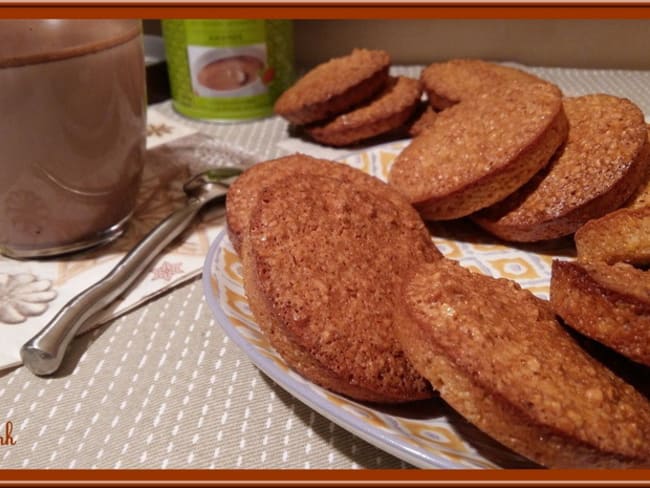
{"left": 162, "top": 19, "right": 294, "bottom": 121}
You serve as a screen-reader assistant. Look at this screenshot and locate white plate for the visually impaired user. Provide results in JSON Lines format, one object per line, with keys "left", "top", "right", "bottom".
{"left": 201, "top": 141, "right": 574, "bottom": 469}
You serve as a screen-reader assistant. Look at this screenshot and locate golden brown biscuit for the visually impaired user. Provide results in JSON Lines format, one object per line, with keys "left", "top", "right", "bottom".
{"left": 225, "top": 153, "right": 443, "bottom": 258}
{"left": 474, "top": 95, "right": 649, "bottom": 242}
{"left": 274, "top": 48, "right": 390, "bottom": 125}
{"left": 550, "top": 204, "right": 650, "bottom": 366}
{"left": 242, "top": 174, "right": 439, "bottom": 403}
{"left": 551, "top": 259, "right": 650, "bottom": 367}
{"left": 420, "top": 58, "right": 550, "bottom": 110}
{"left": 388, "top": 81, "right": 567, "bottom": 220}
{"left": 396, "top": 259, "right": 650, "bottom": 467}
{"left": 574, "top": 205, "right": 650, "bottom": 265}
{"left": 304, "top": 76, "right": 422, "bottom": 147}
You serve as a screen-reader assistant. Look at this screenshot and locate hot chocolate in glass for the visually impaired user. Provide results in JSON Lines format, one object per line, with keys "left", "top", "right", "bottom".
{"left": 0, "top": 20, "right": 146, "bottom": 258}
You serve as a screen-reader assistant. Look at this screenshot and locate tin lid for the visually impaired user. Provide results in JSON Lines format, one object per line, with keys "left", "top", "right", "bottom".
{"left": 0, "top": 19, "right": 141, "bottom": 68}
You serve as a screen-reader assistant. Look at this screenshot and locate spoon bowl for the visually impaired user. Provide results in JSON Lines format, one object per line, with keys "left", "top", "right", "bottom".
{"left": 183, "top": 166, "right": 241, "bottom": 199}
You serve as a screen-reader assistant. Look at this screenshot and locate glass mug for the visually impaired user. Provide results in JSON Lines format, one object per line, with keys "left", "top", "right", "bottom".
{"left": 0, "top": 20, "right": 147, "bottom": 258}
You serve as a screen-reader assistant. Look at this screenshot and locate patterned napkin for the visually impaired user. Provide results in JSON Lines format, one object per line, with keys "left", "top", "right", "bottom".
{"left": 0, "top": 109, "right": 259, "bottom": 370}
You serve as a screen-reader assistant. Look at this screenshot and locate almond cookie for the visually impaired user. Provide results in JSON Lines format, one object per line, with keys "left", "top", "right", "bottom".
{"left": 421, "top": 58, "right": 550, "bottom": 110}
{"left": 388, "top": 81, "right": 567, "bottom": 220}
{"left": 551, "top": 204, "right": 650, "bottom": 366}
{"left": 574, "top": 205, "right": 650, "bottom": 265}
{"left": 474, "top": 95, "right": 649, "bottom": 242}
{"left": 396, "top": 259, "right": 650, "bottom": 467}
{"left": 225, "top": 153, "right": 442, "bottom": 258}
{"left": 242, "top": 174, "right": 439, "bottom": 403}
{"left": 274, "top": 48, "right": 390, "bottom": 125}
{"left": 304, "top": 76, "right": 422, "bottom": 147}
{"left": 550, "top": 259, "right": 650, "bottom": 367}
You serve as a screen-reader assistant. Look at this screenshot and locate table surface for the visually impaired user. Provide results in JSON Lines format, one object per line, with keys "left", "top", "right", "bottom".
{"left": 1, "top": 64, "right": 650, "bottom": 470}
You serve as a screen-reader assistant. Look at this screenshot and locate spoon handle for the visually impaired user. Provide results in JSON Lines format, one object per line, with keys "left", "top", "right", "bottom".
{"left": 21, "top": 198, "right": 206, "bottom": 376}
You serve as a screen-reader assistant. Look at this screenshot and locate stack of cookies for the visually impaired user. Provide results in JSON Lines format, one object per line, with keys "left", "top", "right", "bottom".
{"left": 274, "top": 49, "right": 424, "bottom": 147}
{"left": 277, "top": 52, "right": 649, "bottom": 243}
{"left": 389, "top": 58, "right": 649, "bottom": 243}
{"left": 225, "top": 157, "right": 650, "bottom": 469}
{"left": 227, "top": 53, "right": 650, "bottom": 468}
{"left": 551, "top": 195, "right": 650, "bottom": 368}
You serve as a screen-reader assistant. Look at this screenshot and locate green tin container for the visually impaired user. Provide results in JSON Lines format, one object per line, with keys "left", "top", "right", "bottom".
{"left": 162, "top": 19, "right": 294, "bottom": 121}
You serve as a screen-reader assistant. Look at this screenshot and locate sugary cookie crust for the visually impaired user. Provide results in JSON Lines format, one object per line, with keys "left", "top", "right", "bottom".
{"left": 274, "top": 48, "right": 391, "bottom": 125}
{"left": 551, "top": 259, "right": 650, "bottom": 367}
{"left": 420, "top": 58, "right": 549, "bottom": 110}
{"left": 388, "top": 81, "right": 567, "bottom": 220}
{"left": 396, "top": 259, "right": 650, "bottom": 467}
{"left": 242, "top": 174, "right": 438, "bottom": 402}
{"left": 225, "top": 153, "right": 442, "bottom": 258}
{"left": 475, "top": 95, "right": 649, "bottom": 242}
